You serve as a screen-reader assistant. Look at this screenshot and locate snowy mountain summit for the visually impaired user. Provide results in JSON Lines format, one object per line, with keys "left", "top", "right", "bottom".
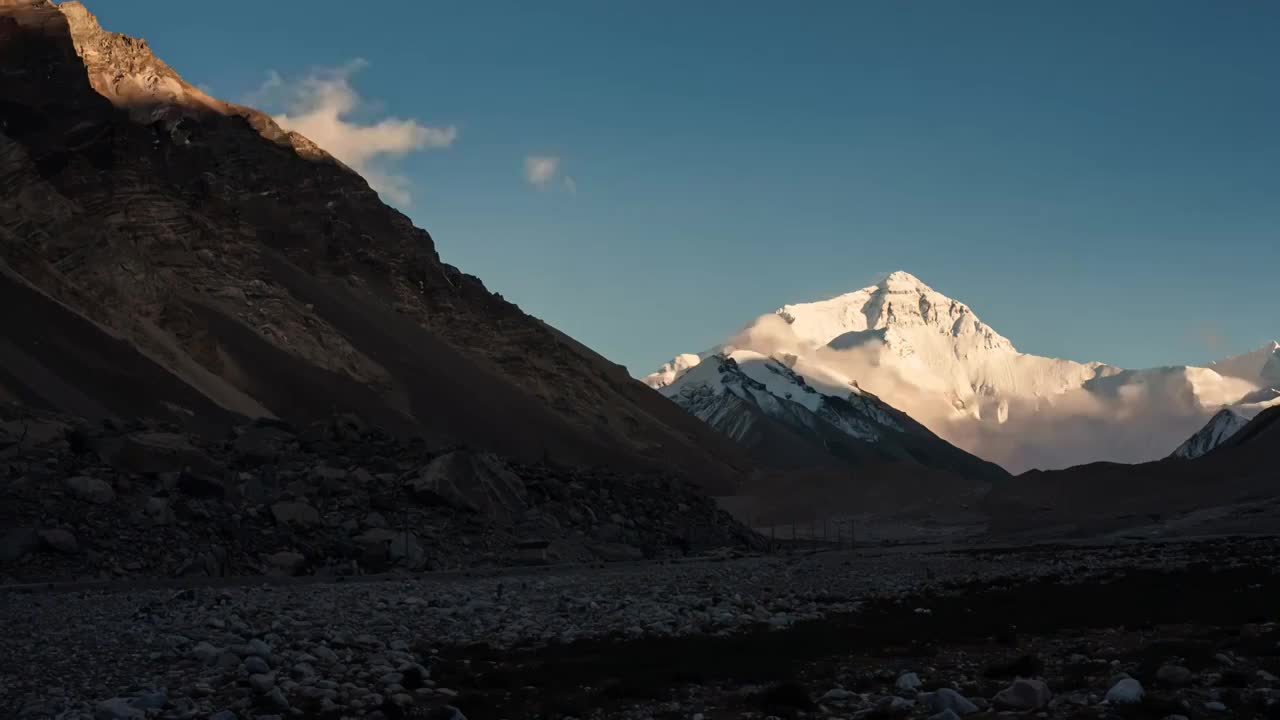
{"left": 647, "top": 272, "right": 1279, "bottom": 472}
{"left": 777, "top": 271, "right": 1014, "bottom": 354}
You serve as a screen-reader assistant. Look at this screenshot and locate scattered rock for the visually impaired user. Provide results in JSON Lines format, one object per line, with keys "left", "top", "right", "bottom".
{"left": 1104, "top": 677, "right": 1144, "bottom": 704}
{"left": 130, "top": 691, "right": 166, "bottom": 710}
{"left": 896, "top": 671, "right": 922, "bottom": 691}
{"left": 233, "top": 424, "right": 295, "bottom": 462}
{"left": 263, "top": 550, "right": 306, "bottom": 576}
{"left": 249, "top": 672, "right": 276, "bottom": 693}
{"left": 355, "top": 528, "right": 426, "bottom": 568}
{"left": 37, "top": 528, "right": 78, "bottom": 554}
{"left": 103, "top": 431, "right": 220, "bottom": 475}
{"left": 406, "top": 451, "right": 527, "bottom": 522}
{"left": 1156, "top": 664, "right": 1193, "bottom": 687}
{"left": 925, "top": 688, "right": 978, "bottom": 715}
{"left": 65, "top": 475, "right": 115, "bottom": 504}
{"left": 877, "top": 695, "right": 915, "bottom": 715}
{"left": 143, "top": 496, "right": 176, "bottom": 525}
{"left": 190, "top": 641, "right": 222, "bottom": 664}
{"left": 588, "top": 542, "right": 645, "bottom": 562}
{"left": 821, "top": 687, "right": 853, "bottom": 702}
{"left": 263, "top": 686, "right": 290, "bottom": 711}
{"left": 93, "top": 698, "right": 143, "bottom": 720}
{"left": 993, "top": 678, "right": 1051, "bottom": 711}
{"left": 270, "top": 500, "right": 321, "bottom": 529}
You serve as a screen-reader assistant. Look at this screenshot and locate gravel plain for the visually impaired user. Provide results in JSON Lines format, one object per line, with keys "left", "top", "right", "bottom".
{"left": 7, "top": 537, "right": 1278, "bottom": 719}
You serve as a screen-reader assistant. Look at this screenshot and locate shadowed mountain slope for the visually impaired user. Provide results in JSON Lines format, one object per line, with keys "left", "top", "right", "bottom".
{"left": 986, "top": 404, "right": 1280, "bottom": 537}
{"left": 0, "top": 1, "right": 750, "bottom": 490}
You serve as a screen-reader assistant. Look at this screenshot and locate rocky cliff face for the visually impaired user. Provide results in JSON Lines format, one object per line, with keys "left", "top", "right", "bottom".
{"left": 0, "top": 1, "right": 749, "bottom": 489}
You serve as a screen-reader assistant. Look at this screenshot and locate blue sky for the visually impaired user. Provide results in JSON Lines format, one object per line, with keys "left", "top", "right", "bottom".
{"left": 97, "top": 2, "right": 1279, "bottom": 374}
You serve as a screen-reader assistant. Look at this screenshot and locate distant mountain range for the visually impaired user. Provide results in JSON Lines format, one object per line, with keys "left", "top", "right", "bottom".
{"left": 648, "top": 271, "right": 1279, "bottom": 472}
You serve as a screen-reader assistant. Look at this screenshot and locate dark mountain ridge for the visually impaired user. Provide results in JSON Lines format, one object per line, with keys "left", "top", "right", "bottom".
{"left": 987, "top": 405, "right": 1280, "bottom": 537}
{"left": 0, "top": 0, "right": 751, "bottom": 491}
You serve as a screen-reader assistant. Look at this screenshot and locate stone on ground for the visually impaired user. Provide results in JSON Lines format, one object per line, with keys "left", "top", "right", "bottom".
{"left": 993, "top": 678, "right": 1051, "bottom": 711}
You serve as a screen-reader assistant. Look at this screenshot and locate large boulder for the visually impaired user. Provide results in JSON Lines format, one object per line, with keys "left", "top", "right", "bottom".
{"left": 37, "top": 528, "right": 78, "bottom": 554}
{"left": 100, "top": 432, "right": 221, "bottom": 476}
{"left": 406, "top": 451, "right": 527, "bottom": 522}
{"left": 587, "top": 542, "right": 645, "bottom": 562}
{"left": 65, "top": 475, "right": 115, "bottom": 504}
{"left": 925, "top": 688, "right": 979, "bottom": 716}
{"left": 175, "top": 471, "right": 226, "bottom": 499}
{"left": 144, "top": 497, "right": 177, "bottom": 526}
{"left": 310, "top": 465, "right": 348, "bottom": 495}
{"left": 262, "top": 551, "right": 306, "bottom": 576}
{"left": 232, "top": 424, "right": 296, "bottom": 462}
{"left": 0, "top": 419, "right": 69, "bottom": 449}
{"left": 270, "top": 501, "right": 321, "bottom": 529}
{"left": 993, "top": 678, "right": 1051, "bottom": 711}
{"left": 1104, "top": 678, "right": 1144, "bottom": 704}
{"left": 356, "top": 528, "right": 426, "bottom": 569}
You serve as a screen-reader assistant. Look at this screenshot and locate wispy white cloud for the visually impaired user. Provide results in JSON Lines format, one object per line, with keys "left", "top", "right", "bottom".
{"left": 524, "top": 155, "right": 560, "bottom": 189}
{"left": 245, "top": 60, "right": 456, "bottom": 206}
{"left": 524, "top": 155, "right": 577, "bottom": 195}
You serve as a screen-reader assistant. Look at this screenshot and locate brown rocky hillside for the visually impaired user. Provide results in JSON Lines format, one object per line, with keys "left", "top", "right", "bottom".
{"left": 0, "top": 0, "right": 751, "bottom": 491}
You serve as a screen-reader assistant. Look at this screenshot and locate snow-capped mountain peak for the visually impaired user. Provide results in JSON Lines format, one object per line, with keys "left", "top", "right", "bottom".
{"left": 646, "top": 271, "right": 1280, "bottom": 472}
{"left": 659, "top": 349, "right": 1009, "bottom": 480}
{"left": 1171, "top": 387, "right": 1280, "bottom": 459}
{"left": 1209, "top": 340, "right": 1280, "bottom": 387}
{"left": 775, "top": 270, "right": 1015, "bottom": 352}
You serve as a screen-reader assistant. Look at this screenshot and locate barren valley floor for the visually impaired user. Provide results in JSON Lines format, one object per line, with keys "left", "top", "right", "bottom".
{"left": 7, "top": 536, "right": 1280, "bottom": 719}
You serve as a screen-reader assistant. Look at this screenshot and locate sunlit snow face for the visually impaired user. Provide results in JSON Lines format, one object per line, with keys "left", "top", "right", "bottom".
{"left": 651, "top": 274, "right": 1278, "bottom": 473}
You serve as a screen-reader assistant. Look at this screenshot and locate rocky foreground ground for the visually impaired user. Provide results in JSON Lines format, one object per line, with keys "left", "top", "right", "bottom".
{"left": 5, "top": 536, "right": 1280, "bottom": 719}
{"left": 1, "top": 412, "right": 760, "bottom": 585}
